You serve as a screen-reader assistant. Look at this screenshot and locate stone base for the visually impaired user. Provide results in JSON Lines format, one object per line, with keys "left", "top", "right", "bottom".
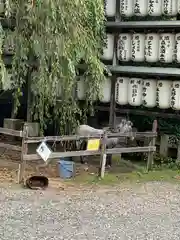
{"left": 3, "top": 118, "right": 24, "bottom": 141}
{"left": 3, "top": 119, "right": 40, "bottom": 137}
{"left": 3, "top": 118, "right": 24, "bottom": 131}
{"left": 25, "top": 122, "right": 40, "bottom": 137}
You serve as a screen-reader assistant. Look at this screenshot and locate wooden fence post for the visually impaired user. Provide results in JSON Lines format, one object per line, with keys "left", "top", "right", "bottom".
{"left": 18, "top": 123, "right": 29, "bottom": 184}
{"left": 147, "top": 120, "right": 157, "bottom": 171}
{"left": 159, "top": 134, "right": 169, "bottom": 157}
{"left": 99, "top": 133, "right": 107, "bottom": 178}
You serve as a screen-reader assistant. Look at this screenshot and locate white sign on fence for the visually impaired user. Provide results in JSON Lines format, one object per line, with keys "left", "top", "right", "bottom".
{"left": 36, "top": 142, "right": 52, "bottom": 163}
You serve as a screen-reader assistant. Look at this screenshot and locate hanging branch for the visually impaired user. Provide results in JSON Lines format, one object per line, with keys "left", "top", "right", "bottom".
{"left": 4, "top": 0, "right": 106, "bottom": 134}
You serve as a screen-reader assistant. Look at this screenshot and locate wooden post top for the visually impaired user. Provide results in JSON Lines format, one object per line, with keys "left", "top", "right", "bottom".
{"left": 152, "top": 120, "right": 158, "bottom": 133}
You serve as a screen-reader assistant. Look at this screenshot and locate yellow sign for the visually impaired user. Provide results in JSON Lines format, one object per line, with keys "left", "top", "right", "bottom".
{"left": 87, "top": 139, "right": 100, "bottom": 151}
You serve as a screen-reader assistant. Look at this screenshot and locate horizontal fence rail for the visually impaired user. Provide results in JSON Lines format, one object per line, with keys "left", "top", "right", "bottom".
{"left": 0, "top": 142, "right": 21, "bottom": 152}
{"left": 23, "top": 146, "right": 156, "bottom": 161}
{"left": 107, "top": 146, "right": 156, "bottom": 155}
{"left": 23, "top": 150, "right": 101, "bottom": 161}
{"left": 0, "top": 127, "right": 23, "bottom": 137}
{"left": 25, "top": 132, "right": 157, "bottom": 143}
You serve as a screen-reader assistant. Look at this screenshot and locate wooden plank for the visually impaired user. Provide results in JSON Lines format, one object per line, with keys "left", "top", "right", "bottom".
{"left": 107, "top": 146, "right": 156, "bottom": 154}
{"left": 23, "top": 146, "right": 156, "bottom": 161}
{"left": 25, "top": 135, "right": 103, "bottom": 143}
{"left": 95, "top": 105, "right": 180, "bottom": 120}
{"left": 0, "top": 127, "right": 23, "bottom": 137}
{"left": 106, "top": 21, "right": 180, "bottom": 29}
{"left": 0, "top": 142, "right": 21, "bottom": 151}
{"left": 109, "top": 75, "right": 116, "bottom": 129}
{"left": 18, "top": 124, "right": 29, "bottom": 184}
{"left": 147, "top": 120, "right": 158, "bottom": 171}
{"left": 99, "top": 133, "right": 107, "bottom": 178}
{"left": 23, "top": 150, "right": 101, "bottom": 161}
{"left": 25, "top": 132, "right": 157, "bottom": 144}
{"left": 106, "top": 132, "right": 157, "bottom": 138}
{"left": 108, "top": 65, "right": 180, "bottom": 77}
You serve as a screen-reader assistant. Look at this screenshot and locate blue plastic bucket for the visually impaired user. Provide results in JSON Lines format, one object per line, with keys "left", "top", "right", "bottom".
{"left": 58, "top": 158, "right": 75, "bottom": 179}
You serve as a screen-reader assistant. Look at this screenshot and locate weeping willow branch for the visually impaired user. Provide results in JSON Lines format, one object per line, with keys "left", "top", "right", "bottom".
{"left": 5, "top": 0, "right": 106, "bottom": 134}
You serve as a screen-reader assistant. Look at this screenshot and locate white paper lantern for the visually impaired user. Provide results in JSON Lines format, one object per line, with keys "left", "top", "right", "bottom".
{"left": 0, "top": 1, "right": 4, "bottom": 14}
{"left": 128, "top": 78, "right": 143, "bottom": 106}
{"left": 159, "top": 33, "right": 175, "bottom": 63}
{"left": 157, "top": 81, "right": 171, "bottom": 109}
{"left": 162, "top": 0, "right": 177, "bottom": 16}
{"left": 142, "top": 79, "right": 157, "bottom": 108}
{"left": 148, "top": 0, "right": 162, "bottom": 16}
{"left": 178, "top": 0, "right": 180, "bottom": 13}
{"left": 120, "top": 0, "right": 133, "bottom": 17}
{"left": 102, "top": 34, "right": 114, "bottom": 60}
{"left": 133, "top": 0, "right": 148, "bottom": 16}
{"left": 175, "top": 33, "right": 180, "bottom": 63}
{"left": 117, "top": 33, "right": 132, "bottom": 62}
{"left": 132, "top": 33, "right": 145, "bottom": 62}
{"left": 77, "top": 79, "right": 85, "bottom": 100}
{"left": 171, "top": 81, "right": 180, "bottom": 110}
{"left": 145, "top": 33, "right": 159, "bottom": 63}
{"left": 105, "top": 0, "right": 116, "bottom": 17}
{"left": 115, "top": 77, "right": 129, "bottom": 105}
{"left": 100, "top": 78, "right": 111, "bottom": 103}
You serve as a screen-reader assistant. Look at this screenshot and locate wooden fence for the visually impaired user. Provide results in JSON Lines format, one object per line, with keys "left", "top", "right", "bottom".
{"left": 156, "top": 134, "right": 180, "bottom": 161}
{"left": 0, "top": 121, "right": 157, "bottom": 184}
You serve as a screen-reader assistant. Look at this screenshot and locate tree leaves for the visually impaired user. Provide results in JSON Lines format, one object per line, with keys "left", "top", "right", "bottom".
{"left": 3, "top": 0, "right": 106, "bottom": 134}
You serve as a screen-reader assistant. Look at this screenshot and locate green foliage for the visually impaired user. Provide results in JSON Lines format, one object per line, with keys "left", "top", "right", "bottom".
{"left": 131, "top": 114, "right": 180, "bottom": 144}
{"left": 142, "top": 152, "right": 180, "bottom": 170}
{"left": 152, "top": 153, "right": 180, "bottom": 170}
{"left": 3, "top": 0, "right": 106, "bottom": 133}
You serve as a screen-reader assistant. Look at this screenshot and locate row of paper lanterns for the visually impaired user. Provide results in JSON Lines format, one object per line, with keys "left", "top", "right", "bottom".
{"left": 106, "top": 0, "right": 180, "bottom": 17}
{"left": 5, "top": 28, "right": 180, "bottom": 64}
{"left": 4, "top": 70, "right": 179, "bottom": 110}
{"left": 77, "top": 78, "right": 180, "bottom": 110}
{"left": 102, "top": 33, "right": 180, "bottom": 63}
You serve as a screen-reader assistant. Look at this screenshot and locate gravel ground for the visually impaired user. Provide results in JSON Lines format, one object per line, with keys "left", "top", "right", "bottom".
{"left": 0, "top": 182, "right": 180, "bottom": 240}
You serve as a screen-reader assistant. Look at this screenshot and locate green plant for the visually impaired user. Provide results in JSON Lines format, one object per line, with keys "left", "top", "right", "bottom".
{"left": 143, "top": 152, "right": 180, "bottom": 170}
{"left": 3, "top": 0, "right": 106, "bottom": 134}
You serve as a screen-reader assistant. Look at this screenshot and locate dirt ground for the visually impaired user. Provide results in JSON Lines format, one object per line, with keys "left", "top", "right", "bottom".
{"left": 0, "top": 134, "right": 138, "bottom": 188}
{"left": 1, "top": 136, "right": 177, "bottom": 189}
{"left": 0, "top": 134, "right": 103, "bottom": 187}
{"left": 0, "top": 152, "right": 141, "bottom": 191}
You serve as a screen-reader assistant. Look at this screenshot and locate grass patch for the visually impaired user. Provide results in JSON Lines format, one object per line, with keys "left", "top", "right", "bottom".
{"left": 69, "top": 169, "right": 180, "bottom": 185}
{"left": 63, "top": 156, "right": 180, "bottom": 186}
{"left": 67, "top": 159, "right": 180, "bottom": 185}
